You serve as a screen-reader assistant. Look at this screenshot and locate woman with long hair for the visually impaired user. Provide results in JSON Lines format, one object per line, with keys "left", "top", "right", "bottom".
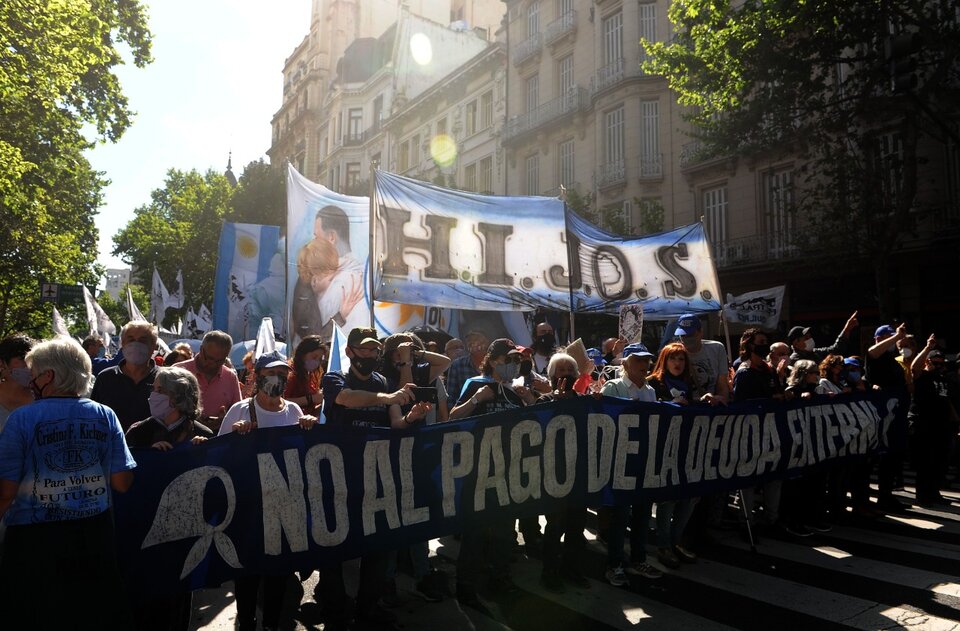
{"left": 284, "top": 335, "right": 327, "bottom": 415}
{"left": 647, "top": 343, "right": 699, "bottom": 569}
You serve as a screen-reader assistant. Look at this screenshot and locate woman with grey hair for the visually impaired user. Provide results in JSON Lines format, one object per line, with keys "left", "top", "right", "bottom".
{"left": 0, "top": 338, "right": 136, "bottom": 628}
{"left": 126, "top": 366, "right": 213, "bottom": 451}
{"left": 124, "top": 366, "right": 211, "bottom": 630}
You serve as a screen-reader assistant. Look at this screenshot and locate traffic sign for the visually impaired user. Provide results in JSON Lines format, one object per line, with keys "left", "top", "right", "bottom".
{"left": 39, "top": 282, "right": 95, "bottom": 306}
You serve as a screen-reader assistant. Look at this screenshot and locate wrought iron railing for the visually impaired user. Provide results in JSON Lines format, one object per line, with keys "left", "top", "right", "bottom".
{"left": 504, "top": 87, "right": 589, "bottom": 141}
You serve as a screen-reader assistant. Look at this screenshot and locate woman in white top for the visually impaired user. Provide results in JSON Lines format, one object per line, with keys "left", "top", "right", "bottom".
{"left": 217, "top": 350, "right": 316, "bottom": 631}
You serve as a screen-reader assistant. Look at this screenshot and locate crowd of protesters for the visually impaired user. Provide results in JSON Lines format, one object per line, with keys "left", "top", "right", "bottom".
{"left": 0, "top": 310, "right": 956, "bottom": 629}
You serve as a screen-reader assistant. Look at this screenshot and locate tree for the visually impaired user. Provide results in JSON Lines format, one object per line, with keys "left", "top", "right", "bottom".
{"left": 96, "top": 286, "right": 151, "bottom": 331}
{"left": 565, "top": 189, "right": 632, "bottom": 235}
{"left": 0, "top": 1, "right": 152, "bottom": 336}
{"left": 229, "top": 159, "right": 285, "bottom": 226}
{"left": 644, "top": 0, "right": 960, "bottom": 317}
{"left": 113, "top": 169, "right": 233, "bottom": 327}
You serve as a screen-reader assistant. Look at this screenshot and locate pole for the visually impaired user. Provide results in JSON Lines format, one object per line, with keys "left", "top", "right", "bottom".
{"left": 368, "top": 162, "right": 378, "bottom": 329}
{"left": 562, "top": 197, "right": 577, "bottom": 342}
{"left": 720, "top": 310, "right": 733, "bottom": 365}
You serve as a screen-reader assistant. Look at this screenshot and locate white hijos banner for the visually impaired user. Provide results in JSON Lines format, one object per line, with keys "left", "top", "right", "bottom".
{"left": 723, "top": 285, "right": 786, "bottom": 328}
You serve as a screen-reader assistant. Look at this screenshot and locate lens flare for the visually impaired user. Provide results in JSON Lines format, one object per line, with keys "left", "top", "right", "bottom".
{"left": 410, "top": 33, "right": 433, "bottom": 66}
{"left": 430, "top": 134, "right": 457, "bottom": 168}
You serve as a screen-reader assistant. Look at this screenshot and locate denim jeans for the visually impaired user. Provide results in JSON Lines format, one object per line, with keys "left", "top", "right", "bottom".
{"left": 655, "top": 498, "right": 698, "bottom": 548}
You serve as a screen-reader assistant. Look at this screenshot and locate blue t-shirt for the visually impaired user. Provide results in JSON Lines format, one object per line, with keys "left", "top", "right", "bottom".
{"left": 321, "top": 370, "right": 391, "bottom": 428}
{"left": 0, "top": 397, "right": 137, "bottom": 526}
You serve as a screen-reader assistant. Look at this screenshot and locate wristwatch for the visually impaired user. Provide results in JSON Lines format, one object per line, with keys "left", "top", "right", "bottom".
{"left": 470, "top": 395, "right": 479, "bottom": 406}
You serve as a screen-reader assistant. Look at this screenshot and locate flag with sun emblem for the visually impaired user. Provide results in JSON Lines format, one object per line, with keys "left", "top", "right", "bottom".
{"left": 212, "top": 222, "right": 286, "bottom": 342}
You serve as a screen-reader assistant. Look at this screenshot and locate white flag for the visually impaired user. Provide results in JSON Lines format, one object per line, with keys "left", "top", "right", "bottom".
{"left": 127, "top": 286, "right": 148, "bottom": 322}
{"left": 52, "top": 306, "right": 70, "bottom": 338}
{"left": 723, "top": 285, "right": 786, "bottom": 329}
{"left": 166, "top": 269, "right": 185, "bottom": 311}
{"left": 254, "top": 317, "right": 276, "bottom": 358}
{"left": 196, "top": 304, "right": 213, "bottom": 333}
{"left": 85, "top": 287, "right": 116, "bottom": 337}
{"left": 81, "top": 286, "right": 97, "bottom": 336}
{"left": 150, "top": 266, "right": 170, "bottom": 323}
{"left": 318, "top": 322, "right": 350, "bottom": 425}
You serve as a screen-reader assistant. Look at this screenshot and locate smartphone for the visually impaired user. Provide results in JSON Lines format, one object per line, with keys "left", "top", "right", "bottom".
{"left": 411, "top": 386, "right": 438, "bottom": 404}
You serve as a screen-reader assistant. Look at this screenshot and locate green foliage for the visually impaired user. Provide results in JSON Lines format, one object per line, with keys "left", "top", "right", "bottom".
{"left": 644, "top": 0, "right": 960, "bottom": 316}
{"left": 113, "top": 169, "right": 233, "bottom": 324}
{"left": 96, "top": 285, "right": 151, "bottom": 331}
{"left": 0, "top": 0, "right": 152, "bottom": 336}
{"left": 565, "top": 189, "right": 632, "bottom": 235}
{"left": 230, "top": 159, "right": 285, "bottom": 226}
{"left": 634, "top": 198, "right": 665, "bottom": 235}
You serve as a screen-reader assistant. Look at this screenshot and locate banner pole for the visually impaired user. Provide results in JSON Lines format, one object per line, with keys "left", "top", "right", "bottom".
{"left": 720, "top": 310, "right": 733, "bottom": 365}
{"left": 368, "top": 163, "right": 378, "bottom": 330}
{"left": 562, "top": 196, "right": 577, "bottom": 342}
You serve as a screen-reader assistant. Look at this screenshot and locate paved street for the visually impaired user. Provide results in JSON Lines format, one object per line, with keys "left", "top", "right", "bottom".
{"left": 189, "top": 477, "right": 960, "bottom": 630}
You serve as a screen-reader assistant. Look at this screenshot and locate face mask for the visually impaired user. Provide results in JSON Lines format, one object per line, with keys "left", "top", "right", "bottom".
{"left": 803, "top": 338, "right": 816, "bottom": 352}
{"left": 900, "top": 348, "right": 913, "bottom": 359}
{"left": 535, "top": 333, "right": 555, "bottom": 353}
{"left": 9, "top": 366, "right": 32, "bottom": 388}
{"left": 753, "top": 343, "right": 771, "bottom": 359}
{"left": 256, "top": 374, "right": 288, "bottom": 397}
{"left": 304, "top": 358, "right": 321, "bottom": 372}
{"left": 123, "top": 341, "right": 151, "bottom": 365}
{"left": 351, "top": 355, "right": 378, "bottom": 376}
{"left": 96, "top": 347, "right": 106, "bottom": 359}
{"left": 847, "top": 370, "right": 861, "bottom": 382}
{"left": 149, "top": 391, "right": 173, "bottom": 419}
{"left": 494, "top": 362, "right": 519, "bottom": 382}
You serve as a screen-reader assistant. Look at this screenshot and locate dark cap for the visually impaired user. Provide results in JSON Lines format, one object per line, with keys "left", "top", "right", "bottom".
{"left": 623, "top": 342, "right": 655, "bottom": 360}
{"left": 787, "top": 326, "right": 811, "bottom": 344}
{"left": 674, "top": 314, "right": 702, "bottom": 336}
{"left": 928, "top": 349, "right": 945, "bottom": 360}
{"left": 347, "top": 327, "right": 381, "bottom": 348}
{"left": 874, "top": 324, "right": 896, "bottom": 339}
{"left": 255, "top": 350, "right": 289, "bottom": 371}
{"left": 487, "top": 338, "right": 522, "bottom": 358}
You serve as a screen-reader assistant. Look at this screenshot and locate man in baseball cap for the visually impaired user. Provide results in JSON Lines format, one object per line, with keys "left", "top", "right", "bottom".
{"left": 674, "top": 314, "right": 728, "bottom": 405}
{"left": 786, "top": 311, "right": 859, "bottom": 364}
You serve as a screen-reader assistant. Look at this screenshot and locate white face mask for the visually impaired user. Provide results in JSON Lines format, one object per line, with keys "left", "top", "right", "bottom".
{"left": 149, "top": 391, "right": 173, "bottom": 419}
{"left": 123, "top": 341, "right": 152, "bottom": 365}
{"left": 804, "top": 338, "right": 816, "bottom": 352}
{"left": 900, "top": 348, "right": 913, "bottom": 359}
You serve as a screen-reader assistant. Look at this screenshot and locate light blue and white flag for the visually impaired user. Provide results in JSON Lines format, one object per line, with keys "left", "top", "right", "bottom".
{"left": 318, "top": 322, "right": 350, "bottom": 425}
{"left": 286, "top": 165, "right": 426, "bottom": 347}
{"left": 212, "top": 222, "right": 285, "bottom": 342}
{"left": 373, "top": 170, "right": 722, "bottom": 315}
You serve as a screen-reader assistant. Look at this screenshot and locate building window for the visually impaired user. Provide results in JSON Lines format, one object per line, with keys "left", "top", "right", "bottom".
{"left": 480, "top": 156, "right": 493, "bottom": 193}
{"left": 436, "top": 116, "right": 447, "bottom": 137}
{"left": 399, "top": 140, "right": 410, "bottom": 172}
{"left": 525, "top": 154, "right": 539, "bottom": 195}
{"left": 466, "top": 100, "right": 477, "bottom": 135}
{"left": 639, "top": 100, "right": 660, "bottom": 177}
{"left": 604, "top": 105, "right": 624, "bottom": 166}
{"left": 703, "top": 186, "right": 728, "bottom": 248}
{"left": 639, "top": 2, "right": 657, "bottom": 64}
{"left": 526, "top": 74, "right": 539, "bottom": 113}
{"left": 558, "top": 55, "right": 574, "bottom": 93}
{"left": 602, "top": 11, "right": 623, "bottom": 66}
{"left": 411, "top": 134, "right": 420, "bottom": 169}
{"left": 348, "top": 108, "right": 362, "bottom": 141}
{"left": 558, "top": 0, "right": 573, "bottom": 16}
{"left": 346, "top": 162, "right": 361, "bottom": 189}
{"left": 874, "top": 131, "right": 903, "bottom": 210}
{"left": 763, "top": 168, "right": 795, "bottom": 257}
{"left": 527, "top": 1, "right": 540, "bottom": 37}
{"left": 558, "top": 139, "right": 575, "bottom": 187}
{"left": 480, "top": 91, "right": 493, "bottom": 130}
{"left": 464, "top": 163, "right": 478, "bottom": 191}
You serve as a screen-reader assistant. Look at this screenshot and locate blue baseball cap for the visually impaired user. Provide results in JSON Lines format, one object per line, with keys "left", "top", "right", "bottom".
{"left": 843, "top": 357, "right": 862, "bottom": 368}
{"left": 674, "top": 314, "right": 702, "bottom": 336}
{"left": 874, "top": 324, "right": 896, "bottom": 339}
{"left": 623, "top": 342, "right": 655, "bottom": 360}
{"left": 255, "top": 350, "right": 289, "bottom": 371}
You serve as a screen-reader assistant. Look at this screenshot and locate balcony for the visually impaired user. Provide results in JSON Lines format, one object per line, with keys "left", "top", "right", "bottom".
{"left": 342, "top": 132, "right": 364, "bottom": 147}
{"left": 712, "top": 234, "right": 801, "bottom": 268}
{"left": 592, "top": 57, "right": 625, "bottom": 94}
{"left": 638, "top": 153, "right": 663, "bottom": 179}
{"left": 504, "top": 87, "right": 589, "bottom": 143}
{"left": 512, "top": 33, "right": 542, "bottom": 66}
{"left": 544, "top": 10, "right": 577, "bottom": 46}
{"left": 596, "top": 160, "right": 626, "bottom": 190}
{"left": 679, "top": 140, "right": 705, "bottom": 167}
{"left": 363, "top": 120, "right": 382, "bottom": 142}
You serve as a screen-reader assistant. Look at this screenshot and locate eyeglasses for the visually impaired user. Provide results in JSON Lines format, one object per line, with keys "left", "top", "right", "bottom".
{"left": 200, "top": 349, "right": 227, "bottom": 366}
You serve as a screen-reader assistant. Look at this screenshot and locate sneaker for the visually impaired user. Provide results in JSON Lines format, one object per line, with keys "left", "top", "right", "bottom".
{"left": 783, "top": 523, "right": 813, "bottom": 537}
{"left": 540, "top": 569, "right": 566, "bottom": 594}
{"left": 414, "top": 575, "right": 445, "bottom": 602}
{"left": 605, "top": 565, "right": 629, "bottom": 587}
{"left": 560, "top": 566, "right": 591, "bottom": 589}
{"left": 626, "top": 561, "right": 663, "bottom": 579}
{"left": 673, "top": 545, "right": 697, "bottom": 563}
{"left": 656, "top": 547, "right": 681, "bottom": 569}
{"left": 804, "top": 520, "right": 833, "bottom": 533}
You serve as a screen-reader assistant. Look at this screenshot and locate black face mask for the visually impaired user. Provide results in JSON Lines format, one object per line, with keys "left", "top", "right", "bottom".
{"left": 535, "top": 333, "right": 556, "bottom": 353}
{"left": 519, "top": 359, "right": 533, "bottom": 377}
{"left": 352, "top": 355, "right": 379, "bottom": 376}
{"left": 752, "top": 343, "right": 771, "bottom": 359}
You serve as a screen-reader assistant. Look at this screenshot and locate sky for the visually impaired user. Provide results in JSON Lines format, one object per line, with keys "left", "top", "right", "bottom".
{"left": 87, "top": 0, "right": 312, "bottom": 272}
